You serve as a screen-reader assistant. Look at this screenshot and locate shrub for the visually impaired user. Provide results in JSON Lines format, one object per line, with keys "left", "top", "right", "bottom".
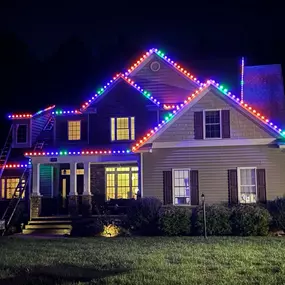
{"left": 101, "top": 224, "right": 131, "bottom": 237}
{"left": 194, "top": 204, "right": 232, "bottom": 236}
{"left": 127, "top": 197, "right": 162, "bottom": 235}
{"left": 159, "top": 206, "right": 191, "bottom": 236}
{"left": 267, "top": 197, "right": 285, "bottom": 231}
{"left": 230, "top": 204, "right": 271, "bottom": 236}
{"left": 70, "top": 218, "right": 104, "bottom": 237}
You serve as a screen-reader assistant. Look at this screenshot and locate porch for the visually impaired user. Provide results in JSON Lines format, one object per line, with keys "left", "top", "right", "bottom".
{"left": 29, "top": 152, "right": 141, "bottom": 218}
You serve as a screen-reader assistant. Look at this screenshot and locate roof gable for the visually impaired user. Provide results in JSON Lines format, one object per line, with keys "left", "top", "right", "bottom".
{"left": 132, "top": 80, "right": 285, "bottom": 151}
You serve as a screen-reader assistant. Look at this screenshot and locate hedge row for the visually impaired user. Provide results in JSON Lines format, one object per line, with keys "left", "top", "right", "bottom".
{"left": 126, "top": 197, "right": 285, "bottom": 236}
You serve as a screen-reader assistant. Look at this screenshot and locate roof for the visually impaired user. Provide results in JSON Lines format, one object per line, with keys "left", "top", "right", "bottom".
{"left": 132, "top": 80, "right": 285, "bottom": 151}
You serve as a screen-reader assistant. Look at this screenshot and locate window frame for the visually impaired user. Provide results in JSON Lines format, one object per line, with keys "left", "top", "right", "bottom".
{"left": 172, "top": 168, "right": 191, "bottom": 206}
{"left": 203, "top": 109, "right": 222, "bottom": 139}
{"left": 110, "top": 117, "right": 135, "bottom": 141}
{"left": 237, "top": 167, "right": 257, "bottom": 204}
{"left": 105, "top": 166, "right": 139, "bottom": 200}
{"left": 68, "top": 120, "right": 81, "bottom": 141}
{"left": 16, "top": 124, "right": 28, "bottom": 144}
{"left": 1, "top": 177, "right": 25, "bottom": 199}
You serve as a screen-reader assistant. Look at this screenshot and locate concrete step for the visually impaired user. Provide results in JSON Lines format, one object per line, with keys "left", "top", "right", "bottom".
{"left": 28, "top": 220, "right": 72, "bottom": 225}
{"left": 25, "top": 224, "right": 72, "bottom": 230}
{"left": 22, "top": 228, "right": 71, "bottom": 235}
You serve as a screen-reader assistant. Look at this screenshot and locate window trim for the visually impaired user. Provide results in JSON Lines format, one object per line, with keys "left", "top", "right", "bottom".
{"left": 16, "top": 124, "right": 28, "bottom": 144}
{"left": 237, "top": 167, "right": 257, "bottom": 204}
{"left": 203, "top": 109, "right": 222, "bottom": 140}
{"left": 1, "top": 177, "right": 25, "bottom": 200}
{"left": 172, "top": 168, "right": 191, "bottom": 206}
{"left": 110, "top": 117, "right": 135, "bottom": 142}
{"left": 68, "top": 120, "right": 81, "bottom": 141}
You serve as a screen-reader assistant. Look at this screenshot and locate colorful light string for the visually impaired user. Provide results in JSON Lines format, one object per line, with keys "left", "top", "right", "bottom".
{"left": 25, "top": 149, "right": 132, "bottom": 157}
{"left": 241, "top": 57, "right": 245, "bottom": 101}
{"left": 52, "top": 110, "right": 81, "bottom": 115}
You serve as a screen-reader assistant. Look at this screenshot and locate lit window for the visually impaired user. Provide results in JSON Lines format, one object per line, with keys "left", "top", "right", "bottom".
{"left": 16, "top": 124, "right": 27, "bottom": 143}
{"left": 238, "top": 167, "right": 257, "bottom": 203}
{"left": 111, "top": 117, "right": 135, "bottom": 141}
{"left": 105, "top": 166, "right": 138, "bottom": 200}
{"left": 68, "top": 121, "right": 81, "bottom": 140}
{"left": 172, "top": 169, "right": 191, "bottom": 205}
{"left": 204, "top": 110, "right": 221, "bottom": 139}
{"left": 1, "top": 178, "right": 25, "bottom": 199}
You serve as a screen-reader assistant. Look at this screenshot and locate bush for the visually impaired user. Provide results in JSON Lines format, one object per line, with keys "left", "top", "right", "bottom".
{"left": 267, "top": 197, "right": 285, "bottom": 231}
{"left": 159, "top": 206, "right": 191, "bottom": 236}
{"left": 127, "top": 197, "right": 162, "bottom": 235}
{"left": 230, "top": 204, "right": 271, "bottom": 236}
{"left": 194, "top": 204, "right": 232, "bottom": 236}
{"left": 101, "top": 224, "right": 131, "bottom": 237}
{"left": 70, "top": 218, "right": 104, "bottom": 237}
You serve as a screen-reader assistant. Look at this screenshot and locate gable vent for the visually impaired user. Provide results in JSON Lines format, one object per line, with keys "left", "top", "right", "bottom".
{"left": 150, "top": 61, "right": 161, "bottom": 72}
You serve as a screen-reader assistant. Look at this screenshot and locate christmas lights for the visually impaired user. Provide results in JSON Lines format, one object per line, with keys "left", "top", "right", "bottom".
{"left": 163, "top": 104, "right": 182, "bottom": 110}
{"left": 52, "top": 110, "right": 81, "bottom": 115}
{"left": 25, "top": 149, "right": 132, "bottom": 157}
{"left": 33, "top": 105, "right": 56, "bottom": 117}
{"left": 241, "top": 57, "right": 245, "bottom": 101}
{"left": 132, "top": 80, "right": 285, "bottom": 151}
{"left": 5, "top": 164, "right": 29, "bottom": 168}
{"left": 8, "top": 114, "right": 33, "bottom": 119}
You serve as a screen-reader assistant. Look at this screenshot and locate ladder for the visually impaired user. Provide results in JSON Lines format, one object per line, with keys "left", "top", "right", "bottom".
{"left": 1, "top": 167, "right": 30, "bottom": 235}
{"left": 0, "top": 125, "right": 13, "bottom": 180}
{"left": 1, "top": 114, "right": 55, "bottom": 235}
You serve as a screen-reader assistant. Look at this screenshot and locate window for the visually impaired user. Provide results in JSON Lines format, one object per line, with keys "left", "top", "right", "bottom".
{"left": 172, "top": 169, "right": 191, "bottom": 205}
{"left": 1, "top": 178, "right": 25, "bottom": 199}
{"left": 238, "top": 167, "right": 257, "bottom": 203}
{"left": 68, "top": 121, "right": 81, "bottom": 140}
{"left": 111, "top": 117, "right": 135, "bottom": 141}
{"left": 106, "top": 166, "right": 139, "bottom": 200}
{"left": 204, "top": 110, "right": 221, "bottom": 139}
{"left": 16, "top": 124, "right": 28, "bottom": 143}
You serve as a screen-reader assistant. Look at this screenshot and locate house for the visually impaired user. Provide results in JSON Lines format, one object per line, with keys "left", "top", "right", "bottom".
{"left": 1, "top": 48, "right": 285, "bottom": 224}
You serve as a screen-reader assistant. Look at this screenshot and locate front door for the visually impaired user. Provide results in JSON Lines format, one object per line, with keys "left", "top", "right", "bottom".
{"left": 106, "top": 166, "right": 138, "bottom": 200}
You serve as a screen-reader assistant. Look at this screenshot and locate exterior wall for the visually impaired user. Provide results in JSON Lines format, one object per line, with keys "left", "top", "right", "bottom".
{"left": 88, "top": 80, "right": 158, "bottom": 147}
{"left": 130, "top": 54, "right": 199, "bottom": 103}
{"left": 54, "top": 114, "right": 88, "bottom": 147}
{"left": 31, "top": 112, "right": 51, "bottom": 145}
{"left": 142, "top": 146, "right": 285, "bottom": 204}
{"left": 155, "top": 89, "right": 274, "bottom": 143}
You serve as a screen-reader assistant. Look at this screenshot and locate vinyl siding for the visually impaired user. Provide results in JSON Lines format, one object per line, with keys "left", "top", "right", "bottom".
{"left": 130, "top": 54, "right": 199, "bottom": 103}
{"left": 155, "top": 88, "right": 275, "bottom": 142}
{"left": 142, "top": 146, "right": 285, "bottom": 204}
{"left": 31, "top": 112, "right": 51, "bottom": 145}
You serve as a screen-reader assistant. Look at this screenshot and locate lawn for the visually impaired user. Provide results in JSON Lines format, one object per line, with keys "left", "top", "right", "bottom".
{"left": 0, "top": 236, "right": 285, "bottom": 285}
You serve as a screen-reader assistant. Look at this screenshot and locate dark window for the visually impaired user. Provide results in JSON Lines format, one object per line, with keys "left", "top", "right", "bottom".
{"left": 16, "top": 125, "right": 27, "bottom": 143}
{"left": 204, "top": 110, "right": 221, "bottom": 138}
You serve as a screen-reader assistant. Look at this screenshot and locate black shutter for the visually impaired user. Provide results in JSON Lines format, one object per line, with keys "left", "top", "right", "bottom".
{"left": 222, "top": 110, "right": 230, "bottom": 138}
{"left": 81, "top": 119, "right": 88, "bottom": 141}
{"left": 257, "top": 169, "right": 266, "bottom": 203}
{"left": 194, "top": 111, "right": 203, "bottom": 139}
{"left": 163, "top": 171, "right": 173, "bottom": 205}
{"left": 228, "top": 169, "right": 238, "bottom": 204}
{"left": 190, "top": 170, "right": 199, "bottom": 205}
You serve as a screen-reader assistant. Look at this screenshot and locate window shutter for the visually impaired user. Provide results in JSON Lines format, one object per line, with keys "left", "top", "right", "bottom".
{"left": 194, "top": 111, "right": 203, "bottom": 139}
{"left": 222, "top": 110, "right": 230, "bottom": 138}
{"left": 190, "top": 170, "right": 199, "bottom": 205}
{"left": 257, "top": 169, "right": 266, "bottom": 203}
{"left": 81, "top": 120, "right": 88, "bottom": 141}
{"left": 228, "top": 169, "right": 238, "bottom": 204}
{"left": 163, "top": 171, "right": 173, "bottom": 205}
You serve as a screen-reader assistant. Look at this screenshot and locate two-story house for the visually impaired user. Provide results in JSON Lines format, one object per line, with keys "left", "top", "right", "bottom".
{"left": 1, "top": 48, "right": 285, "bottom": 228}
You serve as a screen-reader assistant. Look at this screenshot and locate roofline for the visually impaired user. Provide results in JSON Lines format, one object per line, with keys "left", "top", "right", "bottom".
{"left": 8, "top": 105, "right": 55, "bottom": 120}
{"left": 132, "top": 80, "right": 285, "bottom": 151}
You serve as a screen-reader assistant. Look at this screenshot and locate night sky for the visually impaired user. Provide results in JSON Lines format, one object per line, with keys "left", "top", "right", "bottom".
{"left": 0, "top": 1, "right": 284, "bottom": 144}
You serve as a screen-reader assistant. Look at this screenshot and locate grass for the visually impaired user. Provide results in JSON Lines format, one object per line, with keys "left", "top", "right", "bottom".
{"left": 1, "top": 236, "right": 285, "bottom": 285}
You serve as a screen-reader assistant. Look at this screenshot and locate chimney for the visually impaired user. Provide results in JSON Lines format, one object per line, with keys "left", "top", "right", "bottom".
{"left": 244, "top": 64, "right": 285, "bottom": 129}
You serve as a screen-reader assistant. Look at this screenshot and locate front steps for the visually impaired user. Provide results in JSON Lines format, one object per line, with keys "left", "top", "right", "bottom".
{"left": 22, "top": 216, "right": 72, "bottom": 235}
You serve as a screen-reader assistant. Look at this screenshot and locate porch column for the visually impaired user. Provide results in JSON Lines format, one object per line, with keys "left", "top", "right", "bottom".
{"left": 82, "top": 162, "right": 93, "bottom": 216}
{"left": 68, "top": 162, "right": 78, "bottom": 216}
{"left": 30, "top": 163, "right": 42, "bottom": 218}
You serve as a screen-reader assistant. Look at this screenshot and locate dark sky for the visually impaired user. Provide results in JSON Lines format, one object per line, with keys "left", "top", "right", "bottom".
{"left": 0, "top": 1, "right": 284, "bottom": 143}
